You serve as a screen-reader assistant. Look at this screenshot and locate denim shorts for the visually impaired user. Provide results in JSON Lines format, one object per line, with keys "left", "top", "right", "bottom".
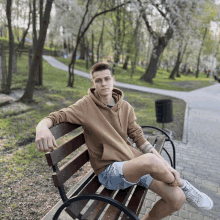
{"left": 98, "top": 161, "right": 153, "bottom": 190}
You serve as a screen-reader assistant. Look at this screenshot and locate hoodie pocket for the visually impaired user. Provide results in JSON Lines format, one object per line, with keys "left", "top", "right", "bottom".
{"left": 101, "top": 144, "right": 115, "bottom": 161}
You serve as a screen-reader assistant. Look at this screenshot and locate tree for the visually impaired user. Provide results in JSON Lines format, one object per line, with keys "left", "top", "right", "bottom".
{"left": 169, "top": 40, "right": 188, "bottom": 79}
{"left": 195, "top": 1, "right": 217, "bottom": 78}
{"left": 1, "top": 0, "right": 33, "bottom": 93}
{"left": 133, "top": 0, "right": 202, "bottom": 83}
{"left": 195, "top": 27, "right": 207, "bottom": 78}
{"left": 65, "top": 0, "right": 131, "bottom": 87}
{"left": 122, "top": 13, "right": 134, "bottom": 70}
{"left": 96, "top": 13, "right": 106, "bottom": 63}
{"left": 19, "top": 0, "right": 54, "bottom": 103}
{"left": 17, "top": 0, "right": 31, "bottom": 55}
{"left": 2, "top": 0, "right": 14, "bottom": 94}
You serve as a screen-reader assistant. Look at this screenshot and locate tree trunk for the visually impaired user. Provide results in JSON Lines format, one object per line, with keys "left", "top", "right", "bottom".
{"left": 91, "top": 31, "right": 94, "bottom": 65}
{"left": 86, "top": 38, "right": 89, "bottom": 70}
{"left": 38, "top": 0, "right": 44, "bottom": 85}
{"left": 122, "top": 54, "right": 129, "bottom": 70}
{"left": 113, "top": 5, "right": 122, "bottom": 64}
{"left": 12, "top": 49, "right": 17, "bottom": 74}
{"left": 79, "top": 36, "right": 86, "bottom": 60}
{"left": 32, "top": 0, "right": 39, "bottom": 85}
{"left": 140, "top": 38, "right": 169, "bottom": 83}
{"left": 131, "top": 61, "right": 135, "bottom": 79}
{"left": 146, "top": 35, "right": 151, "bottom": 67}
{"left": 19, "top": 0, "right": 54, "bottom": 103}
{"left": 67, "top": 37, "right": 71, "bottom": 54}
{"left": 132, "top": 16, "right": 141, "bottom": 72}
{"left": 68, "top": 49, "right": 77, "bottom": 87}
{"left": 169, "top": 41, "right": 188, "bottom": 79}
{"left": 169, "top": 50, "right": 181, "bottom": 79}
{"left": 181, "top": 63, "right": 187, "bottom": 75}
{"left": 3, "top": 0, "right": 14, "bottom": 94}
{"left": 18, "top": 1, "right": 31, "bottom": 57}
{"left": 96, "top": 14, "right": 105, "bottom": 63}
{"left": 196, "top": 27, "right": 207, "bottom": 78}
{"left": 0, "top": 41, "right": 7, "bottom": 92}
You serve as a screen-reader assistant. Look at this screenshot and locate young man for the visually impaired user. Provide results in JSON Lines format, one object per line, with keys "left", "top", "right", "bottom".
{"left": 36, "top": 62, "right": 213, "bottom": 220}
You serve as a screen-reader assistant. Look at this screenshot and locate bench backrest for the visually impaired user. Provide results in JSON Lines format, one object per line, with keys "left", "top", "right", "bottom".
{"left": 45, "top": 122, "right": 89, "bottom": 188}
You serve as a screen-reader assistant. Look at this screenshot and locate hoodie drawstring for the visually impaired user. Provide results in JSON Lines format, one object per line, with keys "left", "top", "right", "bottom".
{"left": 118, "top": 107, "right": 122, "bottom": 128}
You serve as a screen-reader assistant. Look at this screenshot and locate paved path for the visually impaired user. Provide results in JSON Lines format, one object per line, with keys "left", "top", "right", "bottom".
{"left": 41, "top": 56, "right": 220, "bottom": 219}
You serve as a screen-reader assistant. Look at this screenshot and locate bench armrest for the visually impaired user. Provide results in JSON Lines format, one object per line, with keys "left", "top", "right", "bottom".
{"left": 141, "top": 125, "right": 176, "bottom": 169}
{"left": 140, "top": 125, "right": 171, "bottom": 139}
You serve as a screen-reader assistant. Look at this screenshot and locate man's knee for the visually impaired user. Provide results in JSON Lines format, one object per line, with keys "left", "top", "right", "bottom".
{"left": 170, "top": 188, "right": 186, "bottom": 211}
{"left": 143, "top": 153, "right": 166, "bottom": 174}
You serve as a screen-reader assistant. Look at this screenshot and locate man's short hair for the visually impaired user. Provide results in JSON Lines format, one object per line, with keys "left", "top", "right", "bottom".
{"left": 90, "top": 62, "right": 113, "bottom": 78}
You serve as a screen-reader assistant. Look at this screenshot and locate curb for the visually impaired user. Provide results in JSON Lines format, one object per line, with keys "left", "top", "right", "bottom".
{"left": 182, "top": 101, "right": 189, "bottom": 144}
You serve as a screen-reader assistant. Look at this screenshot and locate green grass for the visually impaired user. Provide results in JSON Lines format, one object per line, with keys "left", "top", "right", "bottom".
{"left": 56, "top": 57, "right": 211, "bottom": 91}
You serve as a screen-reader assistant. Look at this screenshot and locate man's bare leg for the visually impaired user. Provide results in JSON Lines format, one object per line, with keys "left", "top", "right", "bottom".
{"left": 141, "top": 179, "right": 185, "bottom": 220}
{"left": 123, "top": 154, "right": 185, "bottom": 220}
{"left": 123, "top": 153, "right": 175, "bottom": 184}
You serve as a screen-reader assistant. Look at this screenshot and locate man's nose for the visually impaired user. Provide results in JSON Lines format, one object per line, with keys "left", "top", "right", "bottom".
{"left": 101, "top": 80, "right": 107, "bottom": 86}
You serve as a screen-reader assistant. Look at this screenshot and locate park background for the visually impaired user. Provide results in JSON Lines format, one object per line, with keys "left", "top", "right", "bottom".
{"left": 0, "top": 0, "right": 220, "bottom": 219}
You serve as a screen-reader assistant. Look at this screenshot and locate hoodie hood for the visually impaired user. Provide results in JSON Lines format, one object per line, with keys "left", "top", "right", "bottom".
{"left": 88, "top": 87, "right": 125, "bottom": 128}
{"left": 88, "top": 87, "right": 124, "bottom": 111}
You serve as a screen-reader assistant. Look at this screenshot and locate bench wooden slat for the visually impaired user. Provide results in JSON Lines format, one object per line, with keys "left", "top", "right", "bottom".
{"left": 102, "top": 186, "right": 134, "bottom": 220}
{"left": 45, "top": 132, "right": 85, "bottom": 166}
{"left": 155, "top": 135, "right": 166, "bottom": 154}
{"left": 121, "top": 185, "right": 148, "bottom": 220}
{"left": 50, "top": 122, "right": 81, "bottom": 139}
{"left": 147, "top": 136, "right": 157, "bottom": 146}
{"left": 81, "top": 187, "right": 116, "bottom": 219}
{"left": 52, "top": 148, "right": 89, "bottom": 187}
{"left": 65, "top": 176, "right": 102, "bottom": 218}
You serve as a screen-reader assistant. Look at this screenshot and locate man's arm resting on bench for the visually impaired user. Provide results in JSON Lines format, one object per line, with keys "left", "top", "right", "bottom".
{"left": 35, "top": 118, "right": 58, "bottom": 152}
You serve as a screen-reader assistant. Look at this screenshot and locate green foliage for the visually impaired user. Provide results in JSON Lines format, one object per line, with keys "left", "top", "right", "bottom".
{"left": 0, "top": 37, "right": 9, "bottom": 46}
{"left": 203, "top": 29, "right": 215, "bottom": 56}
{"left": 202, "top": 1, "right": 218, "bottom": 25}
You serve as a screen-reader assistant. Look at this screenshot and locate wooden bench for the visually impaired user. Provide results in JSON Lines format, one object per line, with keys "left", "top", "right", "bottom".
{"left": 45, "top": 122, "right": 176, "bottom": 220}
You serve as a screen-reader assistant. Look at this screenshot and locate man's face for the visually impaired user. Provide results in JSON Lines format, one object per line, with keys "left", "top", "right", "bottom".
{"left": 91, "top": 69, "right": 115, "bottom": 97}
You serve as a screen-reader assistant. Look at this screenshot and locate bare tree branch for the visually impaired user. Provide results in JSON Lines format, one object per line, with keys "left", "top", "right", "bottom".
{"left": 79, "top": 0, "right": 131, "bottom": 40}
{"left": 150, "top": 0, "right": 169, "bottom": 24}
{"left": 137, "top": 0, "right": 157, "bottom": 41}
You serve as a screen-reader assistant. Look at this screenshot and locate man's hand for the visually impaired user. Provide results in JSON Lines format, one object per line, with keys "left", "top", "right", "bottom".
{"left": 167, "top": 165, "right": 181, "bottom": 187}
{"left": 35, "top": 128, "right": 58, "bottom": 152}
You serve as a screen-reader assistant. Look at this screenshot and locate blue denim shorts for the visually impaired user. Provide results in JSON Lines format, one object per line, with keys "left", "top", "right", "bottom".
{"left": 98, "top": 161, "right": 153, "bottom": 190}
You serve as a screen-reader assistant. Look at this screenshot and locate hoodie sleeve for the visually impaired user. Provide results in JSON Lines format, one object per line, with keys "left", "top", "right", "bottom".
{"left": 44, "top": 97, "right": 87, "bottom": 126}
{"left": 127, "top": 106, "right": 147, "bottom": 148}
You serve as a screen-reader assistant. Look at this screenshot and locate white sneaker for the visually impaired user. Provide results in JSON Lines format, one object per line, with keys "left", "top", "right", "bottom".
{"left": 181, "top": 180, "right": 213, "bottom": 211}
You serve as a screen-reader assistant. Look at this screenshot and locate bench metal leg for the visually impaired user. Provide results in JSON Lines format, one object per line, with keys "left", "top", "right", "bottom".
{"left": 53, "top": 194, "right": 140, "bottom": 220}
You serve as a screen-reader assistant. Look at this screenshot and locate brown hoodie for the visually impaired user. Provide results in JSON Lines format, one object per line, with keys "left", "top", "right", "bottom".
{"left": 45, "top": 87, "right": 147, "bottom": 176}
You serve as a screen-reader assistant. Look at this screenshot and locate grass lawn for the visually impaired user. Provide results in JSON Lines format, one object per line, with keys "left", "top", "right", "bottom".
{"left": 56, "top": 57, "right": 211, "bottom": 91}
{"left": 0, "top": 54, "right": 188, "bottom": 219}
